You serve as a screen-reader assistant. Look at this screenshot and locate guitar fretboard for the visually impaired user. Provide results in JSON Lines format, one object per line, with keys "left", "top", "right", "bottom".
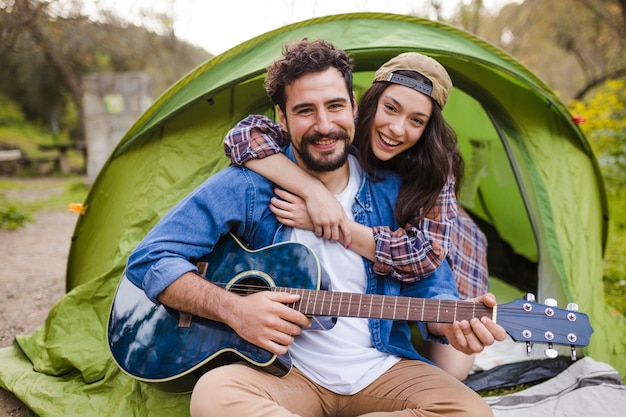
{"left": 275, "top": 287, "right": 494, "bottom": 323}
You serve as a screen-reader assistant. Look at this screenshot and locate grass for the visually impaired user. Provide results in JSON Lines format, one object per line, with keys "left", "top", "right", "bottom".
{"left": 0, "top": 204, "right": 32, "bottom": 229}
{"left": 0, "top": 177, "right": 89, "bottom": 229}
{"left": 0, "top": 119, "right": 73, "bottom": 156}
{"left": 603, "top": 186, "right": 626, "bottom": 316}
{"left": 479, "top": 382, "right": 538, "bottom": 397}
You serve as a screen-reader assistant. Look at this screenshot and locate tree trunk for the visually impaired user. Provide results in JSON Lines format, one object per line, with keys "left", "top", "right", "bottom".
{"left": 29, "top": 17, "right": 86, "bottom": 145}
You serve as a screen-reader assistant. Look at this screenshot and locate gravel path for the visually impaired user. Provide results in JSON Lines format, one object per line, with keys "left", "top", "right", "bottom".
{"left": 0, "top": 178, "right": 79, "bottom": 417}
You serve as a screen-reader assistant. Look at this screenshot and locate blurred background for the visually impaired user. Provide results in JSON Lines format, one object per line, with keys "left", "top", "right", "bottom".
{"left": 0, "top": 0, "right": 624, "bottom": 314}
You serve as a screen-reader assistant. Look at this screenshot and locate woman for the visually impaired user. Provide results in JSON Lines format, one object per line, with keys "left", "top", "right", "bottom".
{"left": 223, "top": 52, "right": 488, "bottom": 380}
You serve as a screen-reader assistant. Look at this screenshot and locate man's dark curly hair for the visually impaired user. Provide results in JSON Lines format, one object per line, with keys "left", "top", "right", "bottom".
{"left": 264, "top": 38, "right": 354, "bottom": 113}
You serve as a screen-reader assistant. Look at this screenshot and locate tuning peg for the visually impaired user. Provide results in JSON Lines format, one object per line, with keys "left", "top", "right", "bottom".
{"left": 571, "top": 346, "right": 577, "bottom": 361}
{"left": 566, "top": 302, "right": 579, "bottom": 311}
{"left": 524, "top": 293, "right": 536, "bottom": 302}
{"left": 545, "top": 343, "right": 558, "bottom": 359}
{"left": 544, "top": 298, "right": 557, "bottom": 307}
{"left": 526, "top": 341, "right": 533, "bottom": 356}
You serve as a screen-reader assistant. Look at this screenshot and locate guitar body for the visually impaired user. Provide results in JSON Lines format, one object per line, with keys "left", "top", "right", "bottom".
{"left": 107, "top": 234, "right": 320, "bottom": 392}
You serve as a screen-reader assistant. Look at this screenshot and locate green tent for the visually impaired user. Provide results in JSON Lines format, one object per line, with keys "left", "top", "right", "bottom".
{"left": 1, "top": 12, "right": 624, "bottom": 416}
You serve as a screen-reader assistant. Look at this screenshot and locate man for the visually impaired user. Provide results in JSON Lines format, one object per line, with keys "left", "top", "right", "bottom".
{"left": 125, "top": 38, "right": 505, "bottom": 417}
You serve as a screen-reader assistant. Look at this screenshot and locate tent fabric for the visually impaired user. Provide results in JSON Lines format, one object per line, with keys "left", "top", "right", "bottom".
{"left": 464, "top": 357, "right": 574, "bottom": 392}
{"left": 484, "top": 357, "right": 626, "bottom": 417}
{"left": 1, "top": 13, "right": 624, "bottom": 416}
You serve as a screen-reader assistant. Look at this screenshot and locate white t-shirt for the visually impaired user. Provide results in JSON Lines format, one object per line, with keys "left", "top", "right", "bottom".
{"left": 289, "top": 154, "right": 401, "bottom": 394}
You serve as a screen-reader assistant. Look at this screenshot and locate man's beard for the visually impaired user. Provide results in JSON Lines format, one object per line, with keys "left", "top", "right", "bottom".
{"left": 291, "top": 130, "right": 351, "bottom": 172}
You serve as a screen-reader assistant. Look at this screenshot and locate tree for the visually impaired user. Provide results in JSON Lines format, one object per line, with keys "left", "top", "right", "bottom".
{"left": 0, "top": 0, "right": 209, "bottom": 143}
{"left": 450, "top": 0, "right": 626, "bottom": 102}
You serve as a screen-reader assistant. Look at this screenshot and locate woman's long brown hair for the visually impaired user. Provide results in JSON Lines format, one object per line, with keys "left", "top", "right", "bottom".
{"left": 354, "top": 70, "right": 462, "bottom": 226}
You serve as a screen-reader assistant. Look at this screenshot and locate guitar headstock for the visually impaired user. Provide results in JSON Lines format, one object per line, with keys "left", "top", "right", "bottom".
{"left": 497, "top": 294, "right": 594, "bottom": 360}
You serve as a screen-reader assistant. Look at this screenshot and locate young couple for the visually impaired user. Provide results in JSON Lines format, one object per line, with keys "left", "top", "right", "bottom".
{"left": 125, "top": 38, "right": 503, "bottom": 417}
{"left": 223, "top": 48, "right": 490, "bottom": 382}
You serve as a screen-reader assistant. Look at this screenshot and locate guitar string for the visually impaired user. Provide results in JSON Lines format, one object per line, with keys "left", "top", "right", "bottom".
{"left": 210, "top": 282, "right": 515, "bottom": 316}
{"left": 201, "top": 283, "right": 584, "bottom": 341}
{"left": 210, "top": 282, "right": 579, "bottom": 324}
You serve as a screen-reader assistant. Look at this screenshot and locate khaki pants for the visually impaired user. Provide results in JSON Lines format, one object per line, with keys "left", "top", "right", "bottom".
{"left": 190, "top": 359, "right": 493, "bottom": 417}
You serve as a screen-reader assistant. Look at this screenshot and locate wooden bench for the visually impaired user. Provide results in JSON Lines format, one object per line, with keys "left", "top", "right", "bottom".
{"left": 20, "top": 154, "right": 61, "bottom": 175}
{"left": 38, "top": 144, "right": 73, "bottom": 173}
{"left": 0, "top": 149, "right": 22, "bottom": 175}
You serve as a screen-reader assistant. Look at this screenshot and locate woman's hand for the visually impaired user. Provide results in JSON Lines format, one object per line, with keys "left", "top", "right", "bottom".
{"left": 270, "top": 188, "right": 315, "bottom": 230}
{"left": 270, "top": 188, "right": 352, "bottom": 246}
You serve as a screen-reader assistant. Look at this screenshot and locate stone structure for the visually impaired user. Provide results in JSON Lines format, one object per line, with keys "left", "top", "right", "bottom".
{"left": 82, "top": 72, "right": 153, "bottom": 180}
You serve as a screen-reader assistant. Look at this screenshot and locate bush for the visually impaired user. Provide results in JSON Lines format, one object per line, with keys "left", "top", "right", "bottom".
{"left": 570, "top": 79, "right": 626, "bottom": 316}
{"left": 0, "top": 95, "right": 26, "bottom": 126}
{"left": 0, "top": 204, "right": 31, "bottom": 230}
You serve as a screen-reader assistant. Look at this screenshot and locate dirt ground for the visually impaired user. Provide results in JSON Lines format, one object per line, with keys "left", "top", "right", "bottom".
{"left": 0, "top": 178, "right": 79, "bottom": 417}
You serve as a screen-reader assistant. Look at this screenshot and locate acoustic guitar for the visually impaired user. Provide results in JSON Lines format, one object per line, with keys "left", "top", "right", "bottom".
{"left": 107, "top": 233, "right": 593, "bottom": 393}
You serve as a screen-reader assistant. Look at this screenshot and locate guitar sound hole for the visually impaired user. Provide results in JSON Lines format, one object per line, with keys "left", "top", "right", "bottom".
{"left": 231, "top": 277, "right": 270, "bottom": 296}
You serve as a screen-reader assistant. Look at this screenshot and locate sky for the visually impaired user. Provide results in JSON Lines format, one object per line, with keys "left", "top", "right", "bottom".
{"left": 75, "top": 0, "right": 517, "bottom": 56}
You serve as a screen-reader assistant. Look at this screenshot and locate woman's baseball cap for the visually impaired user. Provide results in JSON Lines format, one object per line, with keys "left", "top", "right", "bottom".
{"left": 373, "top": 52, "right": 452, "bottom": 109}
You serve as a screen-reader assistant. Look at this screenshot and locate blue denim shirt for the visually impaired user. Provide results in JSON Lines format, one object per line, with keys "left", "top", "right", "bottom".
{"left": 125, "top": 146, "right": 459, "bottom": 362}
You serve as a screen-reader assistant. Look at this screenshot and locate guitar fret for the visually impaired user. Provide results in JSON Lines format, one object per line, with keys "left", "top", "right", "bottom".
{"left": 347, "top": 294, "right": 353, "bottom": 317}
{"left": 313, "top": 292, "right": 326, "bottom": 314}
{"left": 393, "top": 296, "right": 398, "bottom": 319}
{"left": 436, "top": 299, "right": 441, "bottom": 322}
{"left": 405, "top": 298, "right": 410, "bottom": 321}
{"left": 325, "top": 292, "right": 330, "bottom": 315}
{"left": 317, "top": 291, "right": 323, "bottom": 315}
{"left": 292, "top": 288, "right": 300, "bottom": 312}
{"left": 283, "top": 288, "right": 495, "bottom": 323}
{"left": 306, "top": 290, "right": 313, "bottom": 315}
{"left": 337, "top": 292, "right": 343, "bottom": 316}
{"left": 308, "top": 290, "right": 314, "bottom": 315}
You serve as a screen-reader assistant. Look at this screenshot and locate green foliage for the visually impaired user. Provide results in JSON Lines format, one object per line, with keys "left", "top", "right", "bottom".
{"left": 479, "top": 382, "right": 537, "bottom": 397}
{"left": 0, "top": 123, "right": 69, "bottom": 156}
{"left": 59, "top": 90, "right": 79, "bottom": 138}
{"left": 0, "top": 203, "right": 31, "bottom": 229}
{"left": 43, "top": 179, "right": 90, "bottom": 211}
{"left": 0, "top": 95, "right": 83, "bottom": 174}
{"left": 0, "top": 177, "right": 89, "bottom": 229}
{"left": 569, "top": 79, "right": 626, "bottom": 316}
{"left": 94, "top": 49, "right": 113, "bottom": 73}
{"left": 570, "top": 79, "right": 626, "bottom": 185}
{"left": 0, "top": 94, "right": 25, "bottom": 126}
{"left": 602, "top": 186, "right": 626, "bottom": 316}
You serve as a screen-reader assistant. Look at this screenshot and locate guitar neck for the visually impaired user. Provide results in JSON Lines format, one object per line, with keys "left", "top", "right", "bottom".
{"left": 276, "top": 287, "right": 493, "bottom": 323}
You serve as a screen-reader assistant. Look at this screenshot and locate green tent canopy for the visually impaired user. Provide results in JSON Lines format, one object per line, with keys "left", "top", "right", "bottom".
{"left": 1, "top": 12, "right": 624, "bottom": 416}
